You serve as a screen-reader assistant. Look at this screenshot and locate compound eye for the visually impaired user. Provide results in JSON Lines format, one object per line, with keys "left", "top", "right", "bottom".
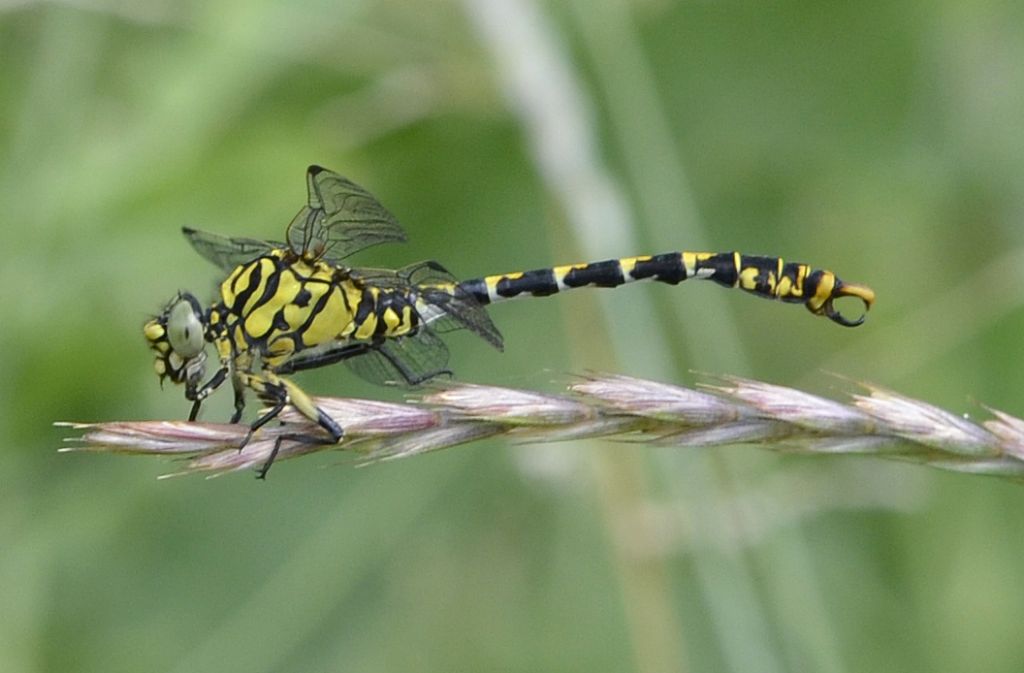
{"left": 167, "top": 299, "right": 205, "bottom": 358}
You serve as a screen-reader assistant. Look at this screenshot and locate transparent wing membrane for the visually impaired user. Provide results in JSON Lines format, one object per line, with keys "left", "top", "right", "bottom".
{"left": 286, "top": 166, "right": 407, "bottom": 263}
{"left": 344, "top": 330, "right": 452, "bottom": 386}
{"left": 352, "top": 261, "right": 504, "bottom": 351}
{"left": 182, "top": 227, "right": 281, "bottom": 273}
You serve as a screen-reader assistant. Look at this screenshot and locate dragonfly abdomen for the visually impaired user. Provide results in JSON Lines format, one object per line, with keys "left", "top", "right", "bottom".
{"left": 457, "top": 251, "right": 875, "bottom": 326}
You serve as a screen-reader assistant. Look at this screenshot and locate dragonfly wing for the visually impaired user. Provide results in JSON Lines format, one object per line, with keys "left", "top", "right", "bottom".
{"left": 417, "top": 284, "right": 504, "bottom": 350}
{"left": 344, "top": 330, "right": 452, "bottom": 387}
{"left": 182, "top": 227, "right": 281, "bottom": 272}
{"left": 405, "top": 261, "right": 503, "bottom": 350}
{"left": 351, "top": 261, "right": 504, "bottom": 351}
{"left": 274, "top": 331, "right": 449, "bottom": 387}
{"left": 287, "top": 166, "right": 407, "bottom": 263}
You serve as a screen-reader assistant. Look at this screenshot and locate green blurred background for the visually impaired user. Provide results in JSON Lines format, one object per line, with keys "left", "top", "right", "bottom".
{"left": 4, "top": 1, "right": 1024, "bottom": 671}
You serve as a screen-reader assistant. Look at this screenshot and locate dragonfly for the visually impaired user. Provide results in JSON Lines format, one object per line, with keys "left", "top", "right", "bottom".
{"left": 143, "top": 166, "right": 875, "bottom": 476}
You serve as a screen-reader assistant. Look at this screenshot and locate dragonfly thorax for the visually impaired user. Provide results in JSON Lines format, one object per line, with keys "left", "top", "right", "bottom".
{"left": 217, "top": 251, "right": 364, "bottom": 357}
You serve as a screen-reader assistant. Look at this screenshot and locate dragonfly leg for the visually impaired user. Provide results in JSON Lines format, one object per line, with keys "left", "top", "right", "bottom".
{"left": 254, "top": 431, "right": 332, "bottom": 480}
{"left": 275, "top": 342, "right": 373, "bottom": 374}
{"left": 230, "top": 375, "right": 246, "bottom": 424}
{"left": 185, "top": 365, "right": 229, "bottom": 421}
{"left": 237, "top": 371, "right": 344, "bottom": 478}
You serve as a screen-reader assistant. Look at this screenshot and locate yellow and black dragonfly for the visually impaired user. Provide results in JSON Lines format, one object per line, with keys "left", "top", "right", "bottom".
{"left": 144, "top": 166, "right": 875, "bottom": 476}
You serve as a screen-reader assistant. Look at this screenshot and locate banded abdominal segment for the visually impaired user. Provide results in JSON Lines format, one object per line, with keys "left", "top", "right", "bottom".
{"left": 455, "top": 251, "right": 875, "bottom": 325}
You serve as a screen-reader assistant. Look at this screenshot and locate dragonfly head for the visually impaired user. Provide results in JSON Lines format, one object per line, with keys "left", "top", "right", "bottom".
{"left": 143, "top": 292, "right": 209, "bottom": 387}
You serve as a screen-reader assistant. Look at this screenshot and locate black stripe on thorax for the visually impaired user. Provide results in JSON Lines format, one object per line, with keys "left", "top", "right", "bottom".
{"left": 353, "top": 286, "right": 376, "bottom": 327}
{"left": 232, "top": 256, "right": 286, "bottom": 317}
{"left": 373, "top": 292, "right": 397, "bottom": 337}
{"left": 294, "top": 281, "right": 337, "bottom": 346}
{"left": 229, "top": 258, "right": 266, "bottom": 312}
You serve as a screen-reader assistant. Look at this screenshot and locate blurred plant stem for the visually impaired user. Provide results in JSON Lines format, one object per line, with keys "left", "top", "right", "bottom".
{"left": 465, "top": 0, "right": 693, "bottom": 669}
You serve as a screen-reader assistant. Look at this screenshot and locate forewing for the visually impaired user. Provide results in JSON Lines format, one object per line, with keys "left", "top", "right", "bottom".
{"left": 182, "top": 227, "right": 280, "bottom": 272}
{"left": 287, "top": 166, "right": 407, "bottom": 263}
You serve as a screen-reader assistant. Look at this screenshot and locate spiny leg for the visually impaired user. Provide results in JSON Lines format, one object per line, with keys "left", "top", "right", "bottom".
{"left": 186, "top": 365, "right": 229, "bottom": 421}
{"left": 237, "top": 371, "right": 344, "bottom": 479}
{"left": 230, "top": 375, "right": 246, "bottom": 425}
{"left": 245, "top": 338, "right": 453, "bottom": 478}
{"left": 254, "top": 432, "right": 332, "bottom": 480}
